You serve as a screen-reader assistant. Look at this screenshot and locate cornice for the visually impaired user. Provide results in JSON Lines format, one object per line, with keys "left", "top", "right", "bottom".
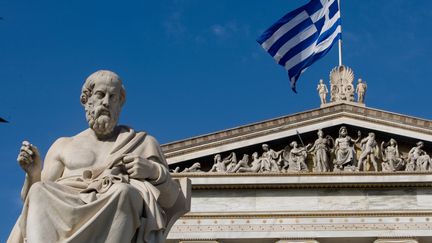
{"left": 162, "top": 103, "right": 432, "bottom": 159}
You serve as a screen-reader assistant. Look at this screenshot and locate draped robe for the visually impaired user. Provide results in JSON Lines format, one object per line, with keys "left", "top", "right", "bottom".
{"left": 8, "top": 126, "right": 180, "bottom": 243}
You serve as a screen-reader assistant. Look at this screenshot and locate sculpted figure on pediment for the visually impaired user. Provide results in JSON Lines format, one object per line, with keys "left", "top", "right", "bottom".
{"left": 234, "top": 152, "right": 262, "bottom": 173}
{"left": 357, "top": 132, "right": 379, "bottom": 172}
{"left": 333, "top": 126, "right": 361, "bottom": 172}
{"left": 181, "top": 162, "right": 202, "bottom": 173}
{"left": 381, "top": 139, "right": 405, "bottom": 172}
{"left": 260, "top": 144, "right": 283, "bottom": 172}
{"left": 408, "top": 141, "right": 432, "bottom": 172}
{"left": 285, "top": 141, "right": 310, "bottom": 172}
{"left": 308, "top": 129, "right": 332, "bottom": 172}
{"left": 209, "top": 152, "right": 237, "bottom": 172}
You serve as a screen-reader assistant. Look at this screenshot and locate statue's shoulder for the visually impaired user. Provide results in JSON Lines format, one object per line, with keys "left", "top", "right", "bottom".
{"left": 50, "top": 129, "right": 91, "bottom": 149}
{"left": 118, "top": 125, "right": 160, "bottom": 146}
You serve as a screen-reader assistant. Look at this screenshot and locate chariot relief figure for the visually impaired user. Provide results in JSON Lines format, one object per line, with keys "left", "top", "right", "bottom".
{"left": 308, "top": 129, "right": 332, "bottom": 172}
{"left": 286, "top": 141, "right": 310, "bottom": 172}
{"left": 317, "top": 79, "right": 329, "bottom": 105}
{"left": 381, "top": 138, "right": 405, "bottom": 172}
{"left": 9, "top": 70, "right": 187, "bottom": 243}
{"left": 356, "top": 78, "right": 367, "bottom": 104}
{"left": 357, "top": 132, "right": 379, "bottom": 172}
{"left": 333, "top": 126, "right": 361, "bottom": 171}
{"left": 408, "top": 141, "right": 432, "bottom": 171}
{"left": 234, "top": 152, "right": 262, "bottom": 173}
{"left": 260, "top": 144, "right": 282, "bottom": 172}
{"left": 209, "top": 152, "right": 236, "bottom": 172}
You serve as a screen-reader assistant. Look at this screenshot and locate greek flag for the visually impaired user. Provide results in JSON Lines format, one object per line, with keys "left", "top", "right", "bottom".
{"left": 257, "top": 0, "right": 341, "bottom": 92}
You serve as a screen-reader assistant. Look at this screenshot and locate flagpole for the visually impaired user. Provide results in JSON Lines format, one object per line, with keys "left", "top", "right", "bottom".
{"left": 338, "top": 0, "right": 343, "bottom": 66}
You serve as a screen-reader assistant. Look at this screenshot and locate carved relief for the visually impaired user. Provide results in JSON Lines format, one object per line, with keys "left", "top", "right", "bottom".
{"left": 329, "top": 65, "right": 355, "bottom": 102}
{"left": 172, "top": 127, "right": 432, "bottom": 174}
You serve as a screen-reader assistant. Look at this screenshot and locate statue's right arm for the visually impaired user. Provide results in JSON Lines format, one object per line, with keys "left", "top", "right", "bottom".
{"left": 20, "top": 138, "right": 66, "bottom": 201}
{"left": 40, "top": 138, "right": 67, "bottom": 181}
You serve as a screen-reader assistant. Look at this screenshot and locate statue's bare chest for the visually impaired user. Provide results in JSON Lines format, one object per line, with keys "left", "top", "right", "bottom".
{"left": 62, "top": 140, "right": 115, "bottom": 171}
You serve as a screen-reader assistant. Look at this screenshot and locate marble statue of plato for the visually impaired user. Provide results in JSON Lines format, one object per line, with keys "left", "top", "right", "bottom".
{"left": 8, "top": 70, "right": 185, "bottom": 243}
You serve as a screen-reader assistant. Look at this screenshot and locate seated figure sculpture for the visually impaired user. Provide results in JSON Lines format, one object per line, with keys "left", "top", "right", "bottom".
{"left": 8, "top": 70, "right": 185, "bottom": 243}
{"left": 333, "top": 126, "right": 361, "bottom": 172}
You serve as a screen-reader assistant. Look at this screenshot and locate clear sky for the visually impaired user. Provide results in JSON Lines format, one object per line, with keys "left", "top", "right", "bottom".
{"left": 1, "top": 0, "right": 432, "bottom": 240}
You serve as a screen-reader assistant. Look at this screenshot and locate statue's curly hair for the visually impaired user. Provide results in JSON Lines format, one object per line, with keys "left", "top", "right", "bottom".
{"left": 80, "top": 70, "right": 126, "bottom": 106}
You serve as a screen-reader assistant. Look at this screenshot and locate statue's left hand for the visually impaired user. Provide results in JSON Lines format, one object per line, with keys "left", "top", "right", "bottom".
{"left": 123, "top": 155, "right": 159, "bottom": 180}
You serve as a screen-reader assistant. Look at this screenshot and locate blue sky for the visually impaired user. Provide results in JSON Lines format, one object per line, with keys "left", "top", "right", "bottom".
{"left": 1, "top": 0, "right": 432, "bottom": 239}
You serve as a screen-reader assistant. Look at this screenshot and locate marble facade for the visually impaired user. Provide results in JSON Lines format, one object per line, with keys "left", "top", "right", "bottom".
{"left": 164, "top": 102, "right": 432, "bottom": 243}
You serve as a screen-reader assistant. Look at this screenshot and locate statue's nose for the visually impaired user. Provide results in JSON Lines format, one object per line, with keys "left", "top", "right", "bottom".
{"left": 102, "top": 95, "right": 110, "bottom": 107}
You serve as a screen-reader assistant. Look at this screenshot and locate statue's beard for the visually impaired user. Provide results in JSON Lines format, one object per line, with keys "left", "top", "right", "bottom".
{"left": 86, "top": 105, "right": 119, "bottom": 137}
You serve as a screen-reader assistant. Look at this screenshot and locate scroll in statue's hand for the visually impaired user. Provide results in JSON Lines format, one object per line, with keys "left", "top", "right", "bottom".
{"left": 17, "top": 141, "right": 42, "bottom": 179}
{"left": 123, "top": 154, "right": 159, "bottom": 181}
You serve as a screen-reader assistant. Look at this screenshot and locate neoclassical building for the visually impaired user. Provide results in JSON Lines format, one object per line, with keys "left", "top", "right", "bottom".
{"left": 164, "top": 66, "right": 432, "bottom": 243}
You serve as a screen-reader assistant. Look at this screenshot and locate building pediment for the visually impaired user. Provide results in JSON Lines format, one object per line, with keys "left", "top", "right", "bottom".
{"left": 163, "top": 102, "right": 432, "bottom": 174}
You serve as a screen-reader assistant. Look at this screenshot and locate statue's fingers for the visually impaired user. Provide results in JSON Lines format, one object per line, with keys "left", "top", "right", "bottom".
{"left": 124, "top": 162, "right": 134, "bottom": 170}
{"left": 22, "top": 141, "right": 30, "bottom": 147}
{"left": 122, "top": 155, "right": 137, "bottom": 163}
{"left": 20, "top": 147, "right": 34, "bottom": 156}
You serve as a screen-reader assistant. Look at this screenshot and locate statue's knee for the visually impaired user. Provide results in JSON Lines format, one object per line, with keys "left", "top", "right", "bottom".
{"left": 113, "top": 183, "right": 140, "bottom": 199}
{"left": 27, "top": 182, "right": 45, "bottom": 200}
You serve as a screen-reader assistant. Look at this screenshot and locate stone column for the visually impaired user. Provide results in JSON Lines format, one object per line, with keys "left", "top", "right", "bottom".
{"left": 374, "top": 239, "right": 418, "bottom": 243}
{"left": 276, "top": 240, "right": 319, "bottom": 243}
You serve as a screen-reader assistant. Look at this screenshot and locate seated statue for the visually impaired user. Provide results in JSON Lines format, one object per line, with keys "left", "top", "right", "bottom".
{"left": 8, "top": 70, "right": 186, "bottom": 243}
{"left": 333, "top": 126, "right": 360, "bottom": 172}
{"left": 234, "top": 152, "right": 262, "bottom": 173}
{"left": 381, "top": 138, "right": 405, "bottom": 172}
{"left": 408, "top": 141, "right": 432, "bottom": 172}
{"left": 286, "top": 141, "right": 310, "bottom": 172}
{"left": 260, "top": 144, "right": 282, "bottom": 172}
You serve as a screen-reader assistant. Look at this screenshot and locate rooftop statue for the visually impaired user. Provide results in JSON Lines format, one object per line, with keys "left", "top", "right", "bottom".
{"left": 356, "top": 78, "right": 367, "bottom": 104}
{"left": 317, "top": 79, "right": 328, "bottom": 105}
{"left": 9, "top": 70, "right": 187, "bottom": 243}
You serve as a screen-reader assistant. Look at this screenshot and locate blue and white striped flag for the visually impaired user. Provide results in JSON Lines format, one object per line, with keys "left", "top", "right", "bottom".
{"left": 257, "top": 0, "right": 341, "bottom": 92}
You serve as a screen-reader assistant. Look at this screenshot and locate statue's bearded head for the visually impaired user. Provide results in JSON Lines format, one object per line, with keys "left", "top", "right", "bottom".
{"left": 80, "top": 70, "right": 126, "bottom": 137}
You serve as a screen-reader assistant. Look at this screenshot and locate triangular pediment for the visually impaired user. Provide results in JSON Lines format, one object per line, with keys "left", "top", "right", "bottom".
{"left": 163, "top": 103, "right": 432, "bottom": 173}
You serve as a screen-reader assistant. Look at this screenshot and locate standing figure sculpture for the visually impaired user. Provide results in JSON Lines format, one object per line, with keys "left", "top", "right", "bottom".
{"left": 286, "top": 141, "right": 310, "bottom": 172}
{"left": 408, "top": 141, "right": 432, "bottom": 171}
{"left": 308, "top": 129, "right": 332, "bottom": 172}
{"left": 381, "top": 139, "right": 405, "bottom": 172}
{"left": 317, "top": 79, "right": 329, "bottom": 105}
{"left": 357, "top": 132, "right": 379, "bottom": 172}
{"left": 333, "top": 126, "right": 361, "bottom": 172}
{"left": 356, "top": 78, "right": 367, "bottom": 104}
{"left": 260, "top": 144, "right": 282, "bottom": 172}
{"left": 9, "top": 70, "right": 186, "bottom": 243}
